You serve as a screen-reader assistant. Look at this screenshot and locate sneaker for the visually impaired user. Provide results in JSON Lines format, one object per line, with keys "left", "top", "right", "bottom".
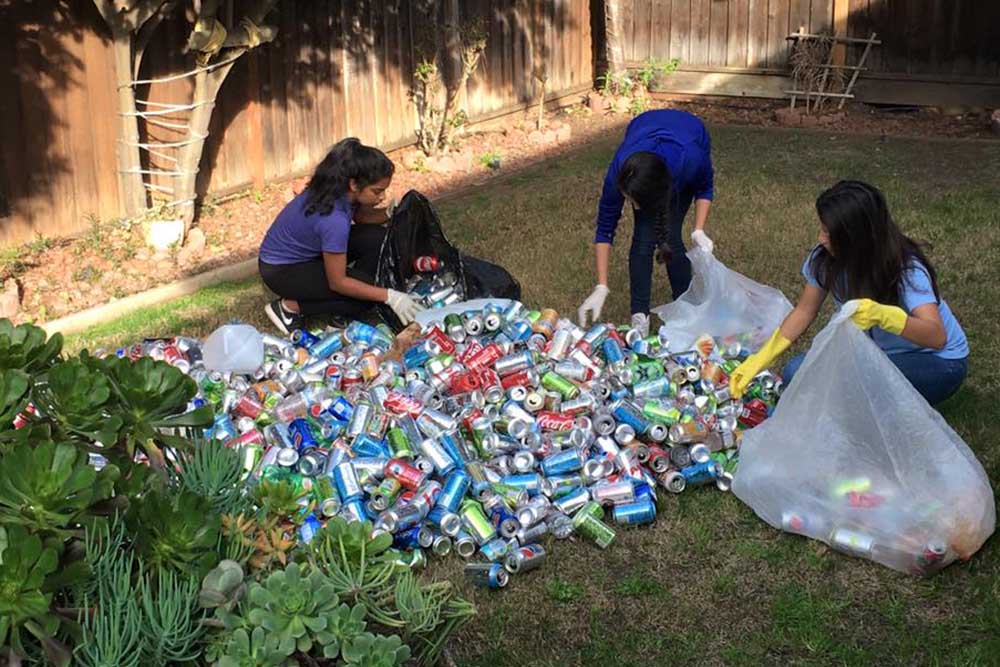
{"left": 265, "top": 299, "right": 303, "bottom": 335}
{"left": 631, "top": 312, "right": 650, "bottom": 338}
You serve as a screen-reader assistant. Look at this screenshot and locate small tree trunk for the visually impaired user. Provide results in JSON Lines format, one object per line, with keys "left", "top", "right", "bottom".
{"left": 174, "top": 67, "right": 227, "bottom": 231}
{"left": 111, "top": 32, "right": 148, "bottom": 217}
{"left": 604, "top": 0, "right": 626, "bottom": 76}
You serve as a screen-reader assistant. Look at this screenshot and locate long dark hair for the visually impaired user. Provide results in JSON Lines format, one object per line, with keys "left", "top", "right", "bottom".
{"left": 304, "top": 138, "right": 394, "bottom": 216}
{"left": 617, "top": 151, "right": 674, "bottom": 264}
{"left": 809, "top": 180, "right": 939, "bottom": 306}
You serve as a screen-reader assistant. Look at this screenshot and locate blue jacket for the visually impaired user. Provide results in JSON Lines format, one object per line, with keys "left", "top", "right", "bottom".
{"left": 595, "top": 110, "right": 714, "bottom": 244}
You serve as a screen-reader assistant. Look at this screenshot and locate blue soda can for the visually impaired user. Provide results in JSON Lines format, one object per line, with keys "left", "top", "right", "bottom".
{"left": 345, "top": 321, "right": 377, "bottom": 345}
{"left": 681, "top": 460, "right": 722, "bottom": 487}
{"left": 298, "top": 515, "right": 323, "bottom": 543}
{"left": 392, "top": 526, "right": 423, "bottom": 550}
{"left": 503, "top": 319, "right": 533, "bottom": 342}
{"left": 479, "top": 537, "right": 511, "bottom": 562}
{"left": 553, "top": 486, "right": 590, "bottom": 514}
{"left": 612, "top": 498, "right": 657, "bottom": 525}
{"left": 333, "top": 461, "right": 363, "bottom": 501}
{"left": 540, "top": 448, "right": 585, "bottom": 476}
{"left": 580, "top": 323, "right": 609, "bottom": 350}
{"left": 211, "top": 413, "right": 239, "bottom": 441}
{"left": 602, "top": 337, "right": 625, "bottom": 365}
{"left": 327, "top": 396, "right": 354, "bottom": 422}
{"left": 352, "top": 433, "right": 389, "bottom": 458}
{"left": 546, "top": 473, "right": 584, "bottom": 497}
{"left": 611, "top": 399, "right": 649, "bottom": 434}
{"left": 437, "top": 470, "right": 471, "bottom": 513}
{"left": 418, "top": 437, "right": 457, "bottom": 476}
{"left": 437, "top": 431, "right": 467, "bottom": 469}
{"left": 289, "top": 418, "right": 318, "bottom": 452}
{"left": 633, "top": 481, "right": 656, "bottom": 503}
{"left": 309, "top": 332, "right": 344, "bottom": 359}
{"left": 427, "top": 506, "right": 463, "bottom": 536}
{"left": 339, "top": 498, "right": 367, "bottom": 523}
{"left": 291, "top": 329, "right": 320, "bottom": 348}
{"left": 403, "top": 344, "right": 432, "bottom": 369}
{"left": 490, "top": 505, "right": 521, "bottom": 538}
{"left": 465, "top": 562, "right": 509, "bottom": 589}
{"left": 633, "top": 376, "right": 675, "bottom": 400}
{"left": 501, "top": 473, "right": 549, "bottom": 497}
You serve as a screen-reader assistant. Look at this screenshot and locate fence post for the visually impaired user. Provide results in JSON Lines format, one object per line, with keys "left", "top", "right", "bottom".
{"left": 832, "top": 0, "right": 849, "bottom": 66}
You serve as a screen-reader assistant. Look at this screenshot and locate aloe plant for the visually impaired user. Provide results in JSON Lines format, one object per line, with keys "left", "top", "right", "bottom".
{"left": 211, "top": 627, "right": 293, "bottom": 667}
{"left": 0, "top": 526, "right": 72, "bottom": 667}
{"left": 0, "top": 439, "right": 118, "bottom": 538}
{"left": 128, "top": 487, "right": 220, "bottom": 578}
{"left": 0, "top": 319, "right": 62, "bottom": 374}
{"left": 341, "top": 633, "right": 411, "bottom": 667}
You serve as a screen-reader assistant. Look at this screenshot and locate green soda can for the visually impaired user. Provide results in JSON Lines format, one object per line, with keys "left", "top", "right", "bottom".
{"left": 459, "top": 499, "right": 497, "bottom": 544}
{"left": 372, "top": 477, "right": 403, "bottom": 511}
{"left": 260, "top": 464, "right": 291, "bottom": 484}
{"left": 721, "top": 359, "right": 742, "bottom": 374}
{"left": 643, "top": 401, "right": 681, "bottom": 425}
{"left": 541, "top": 371, "right": 580, "bottom": 400}
{"left": 525, "top": 310, "right": 542, "bottom": 324}
{"left": 638, "top": 360, "right": 665, "bottom": 379}
{"left": 572, "top": 511, "right": 616, "bottom": 549}
{"left": 578, "top": 500, "right": 605, "bottom": 521}
{"left": 241, "top": 443, "right": 263, "bottom": 476}
{"left": 490, "top": 483, "right": 528, "bottom": 507}
{"left": 387, "top": 427, "right": 415, "bottom": 459}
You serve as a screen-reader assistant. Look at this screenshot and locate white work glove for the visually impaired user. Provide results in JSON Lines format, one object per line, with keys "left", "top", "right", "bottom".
{"left": 578, "top": 284, "right": 610, "bottom": 327}
{"left": 385, "top": 289, "right": 423, "bottom": 325}
{"left": 691, "top": 229, "right": 714, "bottom": 253}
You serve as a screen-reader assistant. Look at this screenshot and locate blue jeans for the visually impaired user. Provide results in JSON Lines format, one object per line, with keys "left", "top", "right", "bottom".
{"left": 782, "top": 350, "right": 969, "bottom": 406}
{"left": 630, "top": 196, "right": 694, "bottom": 314}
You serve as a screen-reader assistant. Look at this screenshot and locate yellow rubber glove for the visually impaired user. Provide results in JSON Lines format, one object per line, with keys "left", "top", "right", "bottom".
{"left": 850, "top": 298, "right": 907, "bottom": 335}
{"left": 729, "top": 328, "right": 792, "bottom": 399}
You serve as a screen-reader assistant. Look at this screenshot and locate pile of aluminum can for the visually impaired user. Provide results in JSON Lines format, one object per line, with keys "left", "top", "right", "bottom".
{"left": 126, "top": 300, "right": 782, "bottom": 590}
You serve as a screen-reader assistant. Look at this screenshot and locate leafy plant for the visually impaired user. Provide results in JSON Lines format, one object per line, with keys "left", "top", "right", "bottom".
{"left": 244, "top": 563, "right": 344, "bottom": 656}
{"left": 0, "top": 319, "right": 62, "bottom": 374}
{"left": 307, "top": 518, "right": 395, "bottom": 599}
{"left": 75, "top": 550, "right": 141, "bottom": 667}
{"left": 252, "top": 478, "right": 310, "bottom": 522}
{"left": 128, "top": 487, "right": 220, "bottom": 578}
{"left": 341, "top": 633, "right": 410, "bottom": 667}
{"left": 32, "top": 354, "right": 122, "bottom": 447}
{"left": 220, "top": 513, "right": 295, "bottom": 573}
{"left": 139, "top": 569, "right": 204, "bottom": 665}
{"left": 478, "top": 150, "right": 502, "bottom": 171}
{"left": 0, "top": 526, "right": 72, "bottom": 667}
{"left": 0, "top": 369, "right": 30, "bottom": 441}
{"left": 0, "top": 439, "right": 118, "bottom": 538}
{"left": 200, "top": 559, "right": 247, "bottom": 614}
{"left": 174, "top": 437, "right": 249, "bottom": 515}
{"left": 212, "top": 627, "right": 292, "bottom": 667}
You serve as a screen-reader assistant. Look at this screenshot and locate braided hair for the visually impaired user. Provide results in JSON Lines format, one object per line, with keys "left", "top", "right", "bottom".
{"left": 616, "top": 151, "right": 674, "bottom": 264}
{"left": 304, "top": 138, "right": 395, "bottom": 216}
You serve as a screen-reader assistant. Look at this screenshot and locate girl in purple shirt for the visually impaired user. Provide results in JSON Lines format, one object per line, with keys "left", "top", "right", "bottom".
{"left": 259, "top": 138, "right": 421, "bottom": 332}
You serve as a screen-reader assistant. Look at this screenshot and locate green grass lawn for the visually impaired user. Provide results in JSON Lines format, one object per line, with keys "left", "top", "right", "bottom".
{"left": 66, "top": 125, "right": 1000, "bottom": 666}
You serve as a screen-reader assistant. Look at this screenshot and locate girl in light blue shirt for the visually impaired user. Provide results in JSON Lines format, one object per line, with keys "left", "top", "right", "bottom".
{"left": 731, "top": 180, "right": 968, "bottom": 405}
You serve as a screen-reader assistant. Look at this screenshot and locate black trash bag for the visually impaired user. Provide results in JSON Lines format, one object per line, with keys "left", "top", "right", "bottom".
{"left": 373, "top": 190, "right": 520, "bottom": 330}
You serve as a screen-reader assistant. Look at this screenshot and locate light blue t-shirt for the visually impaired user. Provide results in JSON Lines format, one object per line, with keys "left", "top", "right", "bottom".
{"left": 802, "top": 247, "right": 968, "bottom": 359}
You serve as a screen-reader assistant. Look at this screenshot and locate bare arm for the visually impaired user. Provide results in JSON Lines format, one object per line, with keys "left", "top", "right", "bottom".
{"left": 899, "top": 303, "right": 948, "bottom": 350}
{"left": 594, "top": 242, "right": 611, "bottom": 287}
{"left": 322, "top": 252, "right": 388, "bottom": 302}
{"left": 778, "top": 284, "right": 827, "bottom": 342}
{"left": 693, "top": 198, "right": 711, "bottom": 232}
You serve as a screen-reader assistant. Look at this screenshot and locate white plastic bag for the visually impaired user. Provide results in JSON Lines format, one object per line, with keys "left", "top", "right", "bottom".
{"left": 651, "top": 247, "right": 793, "bottom": 352}
{"left": 733, "top": 301, "right": 995, "bottom": 575}
{"left": 202, "top": 323, "right": 264, "bottom": 373}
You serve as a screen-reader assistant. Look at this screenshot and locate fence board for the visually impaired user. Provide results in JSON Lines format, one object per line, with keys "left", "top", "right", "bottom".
{"left": 689, "top": 0, "right": 711, "bottom": 66}
{"left": 651, "top": 0, "right": 672, "bottom": 61}
{"left": 727, "top": 0, "right": 749, "bottom": 68}
{"left": 670, "top": 0, "right": 690, "bottom": 62}
{"left": 708, "top": 0, "right": 729, "bottom": 66}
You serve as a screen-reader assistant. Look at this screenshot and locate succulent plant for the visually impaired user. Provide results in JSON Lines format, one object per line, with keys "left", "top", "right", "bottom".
{"left": 128, "top": 487, "right": 220, "bottom": 578}
{"left": 308, "top": 518, "right": 396, "bottom": 601}
{"left": 0, "top": 526, "right": 72, "bottom": 667}
{"left": 212, "top": 627, "right": 294, "bottom": 667}
{"left": 0, "top": 369, "right": 30, "bottom": 438}
{"left": 220, "top": 513, "right": 295, "bottom": 573}
{"left": 317, "top": 602, "right": 369, "bottom": 660}
{"left": 0, "top": 319, "right": 62, "bottom": 374}
{"left": 0, "top": 439, "right": 118, "bottom": 538}
{"left": 31, "top": 354, "right": 123, "bottom": 448}
{"left": 245, "top": 563, "right": 342, "bottom": 655}
{"left": 138, "top": 569, "right": 204, "bottom": 665}
{"left": 175, "top": 437, "right": 249, "bottom": 516}
{"left": 200, "top": 559, "right": 247, "bottom": 613}
{"left": 341, "top": 633, "right": 411, "bottom": 667}
{"left": 252, "top": 478, "right": 310, "bottom": 522}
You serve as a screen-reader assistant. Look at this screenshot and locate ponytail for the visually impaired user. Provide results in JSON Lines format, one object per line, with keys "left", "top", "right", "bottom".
{"left": 616, "top": 151, "right": 673, "bottom": 264}
{"left": 304, "top": 138, "right": 394, "bottom": 216}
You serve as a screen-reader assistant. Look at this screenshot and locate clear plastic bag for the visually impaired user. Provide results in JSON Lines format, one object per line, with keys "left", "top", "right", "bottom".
{"left": 733, "top": 301, "right": 995, "bottom": 575}
{"left": 651, "top": 247, "right": 793, "bottom": 352}
{"left": 202, "top": 323, "right": 263, "bottom": 373}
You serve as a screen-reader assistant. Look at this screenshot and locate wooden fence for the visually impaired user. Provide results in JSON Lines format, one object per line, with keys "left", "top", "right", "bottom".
{"left": 617, "top": 0, "right": 1000, "bottom": 107}
{"left": 0, "top": 0, "right": 592, "bottom": 246}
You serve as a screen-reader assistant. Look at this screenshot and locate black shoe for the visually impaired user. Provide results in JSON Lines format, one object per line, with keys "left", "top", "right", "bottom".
{"left": 265, "top": 299, "right": 303, "bottom": 335}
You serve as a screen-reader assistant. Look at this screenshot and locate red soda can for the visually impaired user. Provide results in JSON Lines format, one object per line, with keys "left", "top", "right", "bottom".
{"left": 12, "top": 402, "right": 38, "bottom": 429}
{"left": 458, "top": 340, "right": 484, "bottom": 364}
{"left": 162, "top": 344, "right": 185, "bottom": 366}
{"left": 426, "top": 326, "right": 456, "bottom": 355}
{"left": 847, "top": 491, "right": 885, "bottom": 508}
{"left": 384, "top": 391, "right": 424, "bottom": 418}
{"left": 449, "top": 372, "right": 482, "bottom": 395}
{"left": 500, "top": 368, "right": 536, "bottom": 390}
{"left": 341, "top": 368, "right": 364, "bottom": 391}
{"left": 385, "top": 457, "right": 428, "bottom": 490}
{"left": 461, "top": 408, "right": 485, "bottom": 438}
{"left": 234, "top": 392, "right": 264, "bottom": 419}
{"left": 414, "top": 255, "right": 440, "bottom": 272}
{"left": 536, "top": 411, "right": 574, "bottom": 432}
{"left": 738, "top": 399, "right": 769, "bottom": 428}
{"left": 465, "top": 343, "right": 503, "bottom": 371}
{"left": 230, "top": 429, "right": 265, "bottom": 448}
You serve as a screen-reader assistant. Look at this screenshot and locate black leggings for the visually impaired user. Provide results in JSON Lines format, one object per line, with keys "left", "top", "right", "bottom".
{"left": 258, "top": 223, "right": 386, "bottom": 317}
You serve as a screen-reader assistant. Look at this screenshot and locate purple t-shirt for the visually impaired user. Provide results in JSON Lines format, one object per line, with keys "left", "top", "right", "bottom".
{"left": 259, "top": 192, "right": 356, "bottom": 264}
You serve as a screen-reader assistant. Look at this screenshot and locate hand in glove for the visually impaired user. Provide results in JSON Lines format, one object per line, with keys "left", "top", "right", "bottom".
{"left": 850, "top": 298, "right": 907, "bottom": 335}
{"left": 691, "top": 229, "right": 714, "bottom": 253}
{"left": 729, "top": 328, "right": 791, "bottom": 399}
{"left": 385, "top": 289, "right": 423, "bottom": 325}
{"left": 577, "top": 284, "right": 610, "bottom": 327}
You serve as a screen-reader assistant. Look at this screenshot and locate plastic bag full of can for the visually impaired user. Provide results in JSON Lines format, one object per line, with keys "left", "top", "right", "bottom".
{"left": 733, "top": 302, "right": 995, "bottom": 575}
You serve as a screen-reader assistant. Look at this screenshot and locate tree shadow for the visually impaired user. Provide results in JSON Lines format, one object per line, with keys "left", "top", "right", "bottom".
{"left": 0, "top": 0, "right": 86, "bottom": 243}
